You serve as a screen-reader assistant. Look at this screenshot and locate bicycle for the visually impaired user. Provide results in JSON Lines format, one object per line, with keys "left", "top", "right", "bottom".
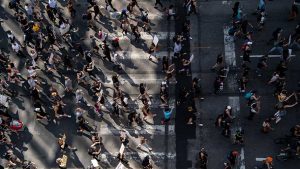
{"left": 276, "top": 148, "right": 297, "bottom": 161}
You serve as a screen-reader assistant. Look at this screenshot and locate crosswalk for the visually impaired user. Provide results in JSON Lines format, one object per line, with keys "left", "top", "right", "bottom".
{"left": 1, "top": 1, "right": 177, "bottom": 168}
{"left": 96, "top": 125, "right": 175, "bottom": 135}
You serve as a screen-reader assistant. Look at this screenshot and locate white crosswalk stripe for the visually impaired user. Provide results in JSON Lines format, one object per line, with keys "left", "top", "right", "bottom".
{"left": 97, "top": 125, "right": 175, "bottom": 135}
{"left": 239, "top": 54, "right": 296, "bottom": 58}
{"left": 115, "top": 51, "right": 173, "bottom": 59}
{"left": 117, "top": 32, "right": 175, "bottom": 41}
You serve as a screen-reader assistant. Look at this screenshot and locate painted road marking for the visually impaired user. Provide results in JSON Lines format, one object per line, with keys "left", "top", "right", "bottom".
{"left": 225, "top": 24, "right": 245, "bottom": 169}
{"left": 224, "top": 26, "right": 236, "bottom": 67}
{"left": 222, "top": 1, "right": 232, "bottom": 5}
{"left": 97, "top": 125, "right": 175, "bottom": 135}
{"left": 240, "top": 148, "right": 245, "bottom": 169}
{"left": 116, "top": 51, "right": 173, "bottom": 59}
{"left": 117, "top": 32, "right": 175, "bottom": 41}
{"left": 256, "top": 158, "right": 266, "bottom": 161}
{"left": 101, "top": 151, "right": 176, "bottom": 166}
{"left": 239, "top": 55, "right": 296, "bottom": 58}
{"left": 108, "top": 11, "right": 164, "bottom": 20}
{"left": 103, "top": 77, "right": 177, "bottom": 85}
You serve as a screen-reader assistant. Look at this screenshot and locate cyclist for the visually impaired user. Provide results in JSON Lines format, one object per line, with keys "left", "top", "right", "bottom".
{"left": 263, "top": 156, "right": 273, "bottom": 169}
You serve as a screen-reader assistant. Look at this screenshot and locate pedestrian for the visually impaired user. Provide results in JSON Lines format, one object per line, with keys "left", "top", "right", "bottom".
{"left": 142, "top": 155, "right": 153, "bottom": 169}
{"left": 64, "top": 76, "right": 73, "bottom": 93}
{"left": 198, "top": 148, "right": 208, "bottom": 169}
{"left": 137, "top": 136, "right": 152, "bottom": 152}
{"left": 248, "top": 102, "right": 259, "bottom": 120}
{"left": 48, "top": 0, "right": 57, "bottom": 15}
{"left": 148, "top": 43, "right": 157, "bottom": 60}
{"left": 117, "top": 153, "right": 129, "bottom": 165}
{"left": 88, "top": 141, "right": 102, "bottom": 160}
{"left": 288, "top": 4, "right": 298, "bottom": 21}
{"left": 256, "top": 55, "right": 268, "bottom": 76}
{"left": 75, "top": 89, "right": 90, "bottom": 106}
{"left": 24, "top": 3, "right": 33, "bottom": 20}
{"left": 241, "top": 41, "right": 252, "bottom": 64}
{"left": 227, "top": 150, "right": 239, "bottom": 166}
{"left": 56, "top": 155, "right": 67, "bottom": 169}
{"left": 224, "top": 162, "right": 232, "bottom": 169}
{"left": 161, "top": 107, "right": 174, "bottom": 124}
{"left": 131, "top": 23, "right": 141, "bottom": 41}
{"left": 7, "top": 31, "right": 15, "bottom": 43}
{"left": 167, "top": 5, "right": 176, "bottom": 20}
{"left": 93, "top": 4, "right": 102, "bottom": 20}
{"left": 222, "top": 122, "right": 231, "bottom": 137}
{"left": 102, "top": 42, "right": 113, "bottom": 62}
{"left": 262, "top": 118, "right": 273, "bottom": 133}
{"left": 46, "top": 5, "right": 56, "bottom": 22}
{"left": 154, "top": 0, "right": 164, "bottom": 9}
{"left": 211, "top": 54, "right": 224, "bottom": 71}
{"left": 120, "top": 130, "right": 129, "bottom": 147}
{"left": 67, "top": 0, "right": 76, "bottom": 18}
{"left": 105, "top": 0, "right": 117, "bottom": 12}
{"left": 58, "top": 133, "right": 77, "bottom": 152}
{"left": 11, "top": 40, "right": 22, "bottom": 57}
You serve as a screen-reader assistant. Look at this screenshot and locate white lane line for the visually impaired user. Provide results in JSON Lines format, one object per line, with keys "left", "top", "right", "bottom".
{"left": 224, "top": 26, "right": 236, "bottom": 67}
{"left": 115, "top": 51, "right": 173, "bottom": 59}
{"left": 117, "top": 32, "right": 175, "bottom": 41}
{"left": 103, "top": 77, "right": 177, "bottom": 85}
{"left": 240, "top": 148, "right": 245, "bottom": 169}
{"left": 256, "top": 158, "right": 266, "bottom": 161}
{"left": 239, "top": 55, "right": 296, "bottom": 58}
{"left": 228, "top": 96, "right": 241, "bottom": 136}
{"left": 101, "top": 152, "right": 176, "bottom": 164}
{"left": 97, "top": 125, "right": 175, "bottom": 135}
{"left": 222, "top": 1, "right": 232, "bottom": 5}
{"left": 107, "top": 11, "right": 164, "bottom": 20}
{"left": 228, "top": 96, "right": 240, "bottom": 113}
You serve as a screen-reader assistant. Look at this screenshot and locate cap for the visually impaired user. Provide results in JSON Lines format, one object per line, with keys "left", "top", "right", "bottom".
{"left": 227, "top": 106, "right": 232, "bottom": 110}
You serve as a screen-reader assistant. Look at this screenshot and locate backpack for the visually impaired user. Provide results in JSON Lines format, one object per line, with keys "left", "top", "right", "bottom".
{"left": 244, "top": 91, "right": 253, "bottom": 100}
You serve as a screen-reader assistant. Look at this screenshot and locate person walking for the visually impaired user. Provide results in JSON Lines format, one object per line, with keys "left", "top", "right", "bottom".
{"left": 161, "top": 106, "right": 174, "bottom": 124}
{"left": 105, "top": 0, "right": 117, "bottom": 12}
{"left": 136, "top": 136, "right": 152, "bottom": 152}
{"left": 198, "top": 148, "right": 208, "bottom": 169}
{"left": 154, "top": 0, "right": 164, "bottom": 9}
{"left": 248, "top": 102, "right": 259, "bottom": 120}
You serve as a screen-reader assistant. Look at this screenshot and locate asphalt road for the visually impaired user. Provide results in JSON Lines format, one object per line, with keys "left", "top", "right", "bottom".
{"left": 185, "top": 0, "right": 300, "bottom": 169}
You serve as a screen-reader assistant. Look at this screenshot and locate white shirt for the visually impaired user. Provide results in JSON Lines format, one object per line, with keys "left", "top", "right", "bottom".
{"left": 25, "top": 5, "right": 33, "bottom": 15}
{"left": 29, "top": 50, "right": 37, "bottom": 60}
{"left": 7, "top": 33, "right": 14, "bottom": 40}
{"left": 28, "top": 78, "right": 36, "bottom": 88}
{"left": 49, "top": 53, "right": 54, "bottom": 65}
{"left": 12, "top": 43, "right": 20, "bottom": 52}
{"left": 174, "top": 42, "right": 182, "bottom": 53}
{"left": 65, "top": 79, "right": 72, "bottom": 89}
{"left": 48, "top": 0, "right": 57, "bottom": 8}
{"left": 27, "top": 68, "right": 36, "bottom": 77}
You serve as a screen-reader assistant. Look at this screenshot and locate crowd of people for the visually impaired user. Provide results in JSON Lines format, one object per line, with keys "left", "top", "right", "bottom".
{"left": 1, "top": 0, "right": 299, "bottom": 168}
{"left": 0, "top": 0, "right": 200, "bottom": 168}
{"left": 203, "top": 1, "right": 300, "bottom": 169}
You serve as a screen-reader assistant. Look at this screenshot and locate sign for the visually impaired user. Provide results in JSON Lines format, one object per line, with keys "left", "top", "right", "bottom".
{"left": 119, "top": 144, "right": 125, "bottom": 154}
{"left": 153, "top": 35, "right": 159, "bottom": 46}
{"left": 116, "top": 162, "right": 125, "bottom": 169}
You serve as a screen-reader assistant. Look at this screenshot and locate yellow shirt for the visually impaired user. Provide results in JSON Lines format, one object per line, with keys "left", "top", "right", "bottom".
{"left": 32, "top": 24, "right": 40, "bottom": 32}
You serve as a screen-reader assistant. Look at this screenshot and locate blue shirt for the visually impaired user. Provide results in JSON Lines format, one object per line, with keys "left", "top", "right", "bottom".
{"left": 164, "top": 109, "right": 173, "bottom": 119}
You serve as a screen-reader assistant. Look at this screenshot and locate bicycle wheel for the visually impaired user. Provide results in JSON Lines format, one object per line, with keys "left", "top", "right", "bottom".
{"left": 276, "top": 153, "right": 288, "bottom": 161}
